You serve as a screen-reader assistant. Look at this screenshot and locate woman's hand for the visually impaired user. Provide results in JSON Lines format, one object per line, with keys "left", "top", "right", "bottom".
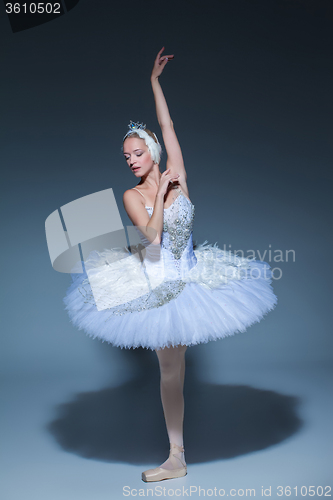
{"left": 151, "top": 47, "right": 174, "bottom": 80}
{"left": 157, "top": 169, "right": 180, "bottom": 198}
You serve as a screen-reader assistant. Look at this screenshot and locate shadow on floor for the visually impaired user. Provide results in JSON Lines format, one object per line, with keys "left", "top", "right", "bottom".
{"left": 47, "top": 348, "right": 302, "bottom": 464}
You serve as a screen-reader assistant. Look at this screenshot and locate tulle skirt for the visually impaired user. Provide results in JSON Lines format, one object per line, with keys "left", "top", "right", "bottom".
{"left": 63, "top": 241, "right": 277, "bottom": 350}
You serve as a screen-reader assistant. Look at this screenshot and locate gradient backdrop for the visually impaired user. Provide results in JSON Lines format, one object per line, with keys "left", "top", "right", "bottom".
{"left": 1, "top": 0, "right": 332, "bottom": 499}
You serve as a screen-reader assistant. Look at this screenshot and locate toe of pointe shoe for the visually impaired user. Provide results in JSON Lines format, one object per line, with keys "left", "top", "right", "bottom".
{"left": 142, "top": 466, "right": 187, "bottom": 482}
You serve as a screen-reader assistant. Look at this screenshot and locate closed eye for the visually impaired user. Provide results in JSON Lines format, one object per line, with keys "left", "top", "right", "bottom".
{"left": 124, "top": 153, "right": 143, "bottom": 160}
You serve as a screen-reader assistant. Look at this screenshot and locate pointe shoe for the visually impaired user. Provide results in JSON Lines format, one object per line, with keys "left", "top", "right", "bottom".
{"left": 142, "top": 443, "right": 187, "bottom": 482}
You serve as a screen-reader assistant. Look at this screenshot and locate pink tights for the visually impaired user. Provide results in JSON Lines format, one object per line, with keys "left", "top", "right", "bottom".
{"left": 155, "top": 344, "right": 187, "bottom": 470}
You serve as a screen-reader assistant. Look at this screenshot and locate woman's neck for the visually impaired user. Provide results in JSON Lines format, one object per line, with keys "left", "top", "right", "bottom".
{"left": 139, "top": 164, "right": 161, "bottom": 189}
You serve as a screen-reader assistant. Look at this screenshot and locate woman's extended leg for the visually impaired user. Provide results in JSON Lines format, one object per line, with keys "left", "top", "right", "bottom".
{"left": 155, "top": 344, "right": 187, "bottom": 470}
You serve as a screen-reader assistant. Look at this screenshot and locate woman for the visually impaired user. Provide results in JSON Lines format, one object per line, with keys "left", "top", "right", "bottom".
{"left": 63, "top": 47, "right": 277, "bottom": 482}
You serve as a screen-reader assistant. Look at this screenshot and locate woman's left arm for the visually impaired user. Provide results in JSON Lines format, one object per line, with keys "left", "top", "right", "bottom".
{"left": 151, "top": 48, "right": 187, "bottom": 181}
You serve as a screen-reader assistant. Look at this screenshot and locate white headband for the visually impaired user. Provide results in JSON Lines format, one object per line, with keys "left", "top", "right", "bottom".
{"left": 123, "top": 121, "right": 162, "bottom": 164}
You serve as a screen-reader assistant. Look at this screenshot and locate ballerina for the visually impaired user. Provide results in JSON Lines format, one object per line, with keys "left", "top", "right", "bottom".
{"left": 63, "top": 47, "right": 278, "bottom": 482}
{"left": 122, "top": 47, "right": 191, "bottom": 481}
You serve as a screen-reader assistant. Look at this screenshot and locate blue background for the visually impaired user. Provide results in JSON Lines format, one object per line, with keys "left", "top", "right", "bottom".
{"left": 0, "top": 0, "right": 332, "bottom": 498}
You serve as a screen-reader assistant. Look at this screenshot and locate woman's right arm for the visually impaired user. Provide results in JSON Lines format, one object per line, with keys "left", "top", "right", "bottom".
{"left": 123, "top": 169, "right": 179, "bottom": 245}
{"left": 123, "top": 189, "right": 164, "bottom": 245}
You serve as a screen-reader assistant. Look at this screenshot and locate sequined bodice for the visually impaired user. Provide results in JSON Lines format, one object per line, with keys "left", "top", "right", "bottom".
{"left": 146, "top": 189, "right": 195, "bottom": 257}
{"left": 135, "top": 188, "right": 197, "bottom": 281}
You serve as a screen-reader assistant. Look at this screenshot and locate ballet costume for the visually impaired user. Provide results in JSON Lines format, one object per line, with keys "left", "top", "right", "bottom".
{"left": 63, "top": 186, "right": 278, "bottom": 351}
{"left": 63, "top": 184, "right": 277, "bottom": 482}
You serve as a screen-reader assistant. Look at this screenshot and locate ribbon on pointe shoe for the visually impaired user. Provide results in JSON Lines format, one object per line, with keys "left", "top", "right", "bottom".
{"left": 169, "top": 443, "right": 186, "bottom": 469}
{"left": 141, "top": 443, "right": 187, "bottom": 482}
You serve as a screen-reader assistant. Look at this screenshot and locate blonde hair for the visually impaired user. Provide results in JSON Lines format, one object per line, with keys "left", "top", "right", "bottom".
{"left": 123, "top": 128, "right": 159, "bottom": 145}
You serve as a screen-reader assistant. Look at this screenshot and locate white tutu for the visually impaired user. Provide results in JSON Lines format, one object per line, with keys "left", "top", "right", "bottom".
{"left": 63, "top": 189, "right": 277, "bottom": 350}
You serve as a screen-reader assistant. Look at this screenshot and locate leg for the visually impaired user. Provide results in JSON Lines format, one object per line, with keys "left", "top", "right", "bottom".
{"left": 155, "top": 344, "right": 187, "bottom": 470}
{"left": 180, "top": 348, "right": 186, "bottom": 392}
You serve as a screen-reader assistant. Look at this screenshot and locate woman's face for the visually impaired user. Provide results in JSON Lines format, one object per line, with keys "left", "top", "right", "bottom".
{"left": 123, "top": 137, "right": 154, "bottom": 176}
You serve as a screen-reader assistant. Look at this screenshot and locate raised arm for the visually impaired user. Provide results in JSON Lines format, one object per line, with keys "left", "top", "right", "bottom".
{"left": 151, "top": 48, "right": 187, "bottom": 182}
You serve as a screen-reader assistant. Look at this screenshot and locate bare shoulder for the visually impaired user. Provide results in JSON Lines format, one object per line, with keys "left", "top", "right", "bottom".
{"left": 122, "top": 188, "right": 149, "bottom": 227}
{"left": 123, "top": 188, "right": 145, "bottom": 212}
{"left": 123, "top": 188, "right": 141, "bottom": 204}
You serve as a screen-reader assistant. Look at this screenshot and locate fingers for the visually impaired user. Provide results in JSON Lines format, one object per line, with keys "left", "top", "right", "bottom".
{"left": 162, "top": 170, "right": 180, "bottom": 182}
{"left": 157, "top": 46, "right": 174, "bottom": 60}
{"left": 163, "top": 169, "right": 179, "bottom": 176}
{"left": 155, "top": 47, "right": 165, "bottom": 63}
{"left": 156, "top": 47, "right": 174, "bottom": 66}
{"left": 161, "top": 55, "right": 174, "bottom": 65}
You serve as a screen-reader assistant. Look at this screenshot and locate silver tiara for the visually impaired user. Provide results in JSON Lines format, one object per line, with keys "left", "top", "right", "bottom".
{"left": 123, "top": 120, "right": 146, "bottom": 140}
